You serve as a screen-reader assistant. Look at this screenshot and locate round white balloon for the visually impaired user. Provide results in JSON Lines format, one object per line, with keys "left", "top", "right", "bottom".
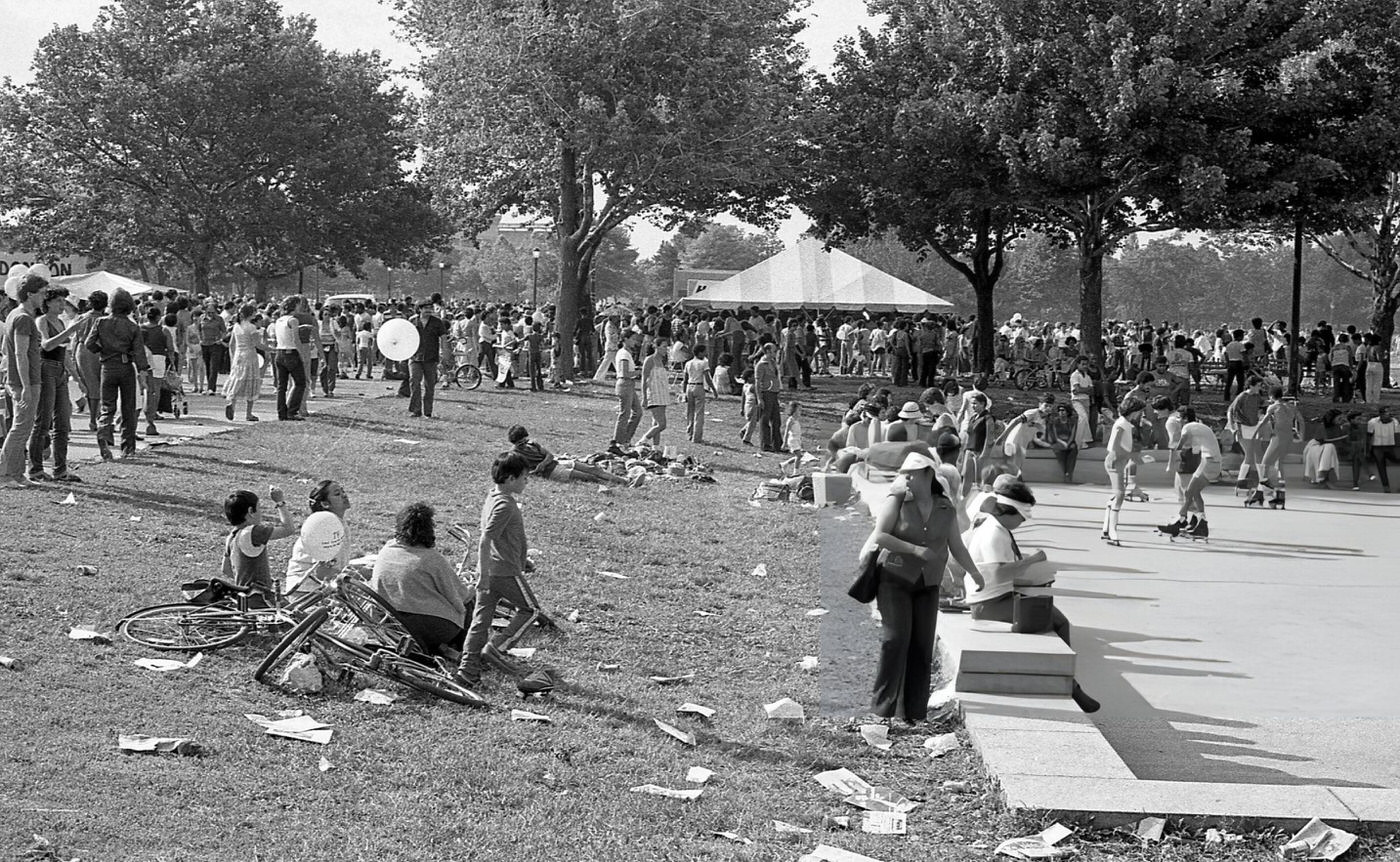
{"left": 376, "top": 318, "right": 420, "bottom": 362}
{"left": 3, "top": 265, "right": 29, "bottom": 300}
{"left": 300, "top": 511, "right": 346, "bottom": 562}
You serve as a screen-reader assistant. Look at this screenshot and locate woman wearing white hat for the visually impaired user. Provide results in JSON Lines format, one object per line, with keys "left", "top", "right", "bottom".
{"left": 862, "top": 450, "right": 985, "bottom": 725}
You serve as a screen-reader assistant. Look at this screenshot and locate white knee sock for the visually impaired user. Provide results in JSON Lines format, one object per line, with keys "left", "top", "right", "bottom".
{"left": 1101, "top": 503, "right": 1112, "bottom": 534}
{"left": 1107, "top": 507, "right": 1120, "bottom": 541}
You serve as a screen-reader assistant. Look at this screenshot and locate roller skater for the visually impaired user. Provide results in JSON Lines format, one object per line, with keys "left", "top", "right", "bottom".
{"left": 1103, "top": 397, "right": 1147, "bottom": 547}
{"left": 1259, "top": 386, "right": 1302, "bottom": 510}
{"left": 1160, "top": 406, "right": 1221, "bottom": 542}
{"left": 1227, "top": 376, "right": 1265, "bottom": 501}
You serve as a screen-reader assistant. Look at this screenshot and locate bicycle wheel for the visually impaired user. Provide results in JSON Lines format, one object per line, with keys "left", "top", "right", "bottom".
{"left": 374, "top": 653, "right": 488, "bottom": 707}
{"left": 455, "top": 364, "right": 482, "bottom": 390}
{"left": 254, "top": 606, "right": 331, "bottom": 684}
{"left": 118, "top": 603, "right": 252, "bottom": 651}
{"left": 335, "top": 578, "right": 424, "bottom": 653}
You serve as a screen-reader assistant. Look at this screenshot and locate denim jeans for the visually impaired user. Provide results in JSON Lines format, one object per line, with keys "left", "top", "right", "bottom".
{"left": 613, "top": 387, "right": 642, "bottom": 445}
{"left": 871, "top": 578, "right": 938, "bottom": 721}
{"left": 274, "top": 350, "right": 306, "bottom": 419}
{"left": 98, "top": 362, "right": 138, "bottom": 453}
{"left": 409, "top": 360, "right": 438, "bottom": 417}
{"left": 1, "top": 382, "right": 38, "bottom": 479}
{"left": 29, "top": 359, "right": 72, "bottom": 477}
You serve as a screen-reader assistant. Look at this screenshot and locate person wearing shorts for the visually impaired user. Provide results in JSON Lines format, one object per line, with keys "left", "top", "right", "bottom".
{"left": 1228, "top": 377, "right": 1266, "bottom": 501}
{"left": 1102, "top": 397, "right": 1146, "bottom": 546}
{"left": 1159, "top": 407, "right": 1222, "bottom": 538}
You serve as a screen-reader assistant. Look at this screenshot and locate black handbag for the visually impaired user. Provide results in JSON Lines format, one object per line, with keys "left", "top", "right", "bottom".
{"left": 847, "top": 549, "right": 880, "bottom": 604}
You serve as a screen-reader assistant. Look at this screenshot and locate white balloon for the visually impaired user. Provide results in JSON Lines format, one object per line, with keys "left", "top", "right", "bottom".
{"left": 300, "top": 512, "right": 346, "bottom": 562}
{"left": 376, "top": 318, "right": 420, "bottom": 362}
{"left": 3, "top": 264, "right": 29, "bottom": 300}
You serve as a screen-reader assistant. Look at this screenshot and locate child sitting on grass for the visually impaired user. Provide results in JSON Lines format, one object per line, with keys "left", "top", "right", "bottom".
{"left": 222, "top": 486, "right": 298, "bottom": 604}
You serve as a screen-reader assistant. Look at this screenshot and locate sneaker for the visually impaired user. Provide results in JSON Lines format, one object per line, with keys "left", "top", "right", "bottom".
{"left": 452, "top": 667, "right": 481, "bottom": 688}
{"left": 225, "top": 404, "right": 234, "bottom": 421}
{"left": 145, "top": 425, "right": 160, "bottom": 437}
{"left": 482, "top": 643, "right": 526, "bottom": 676}
{"left": 26, "top": 472, "right": 53, "bottom": 483}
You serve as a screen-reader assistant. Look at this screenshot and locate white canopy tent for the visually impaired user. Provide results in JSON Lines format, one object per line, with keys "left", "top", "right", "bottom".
{"left": 50, "top": 270, "right": 164, "bottom": 301}
{"left": 680, "top": 238, "right": 953, "bottom": 312}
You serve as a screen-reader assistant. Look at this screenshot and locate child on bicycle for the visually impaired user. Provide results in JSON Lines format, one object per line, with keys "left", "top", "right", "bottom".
{"left": 222, "top": 486, "right": 298, "bottom": 604}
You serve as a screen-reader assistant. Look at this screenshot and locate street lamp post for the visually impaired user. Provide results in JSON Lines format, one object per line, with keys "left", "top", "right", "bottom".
{"left": 532, "top": 248, "right": 541, "bottom": 308}
{"left": 386, "top": 266, "right": 393, "bottom": 301}
{"left": 438, "top": 262, "right": 447, "bottom": 294}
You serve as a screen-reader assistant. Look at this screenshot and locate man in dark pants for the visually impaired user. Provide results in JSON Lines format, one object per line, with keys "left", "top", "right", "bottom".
{"left": 754, "top": 343, "right": 782, "bottom": 451}
{"left": 918, "top": 318, "right": 943, "bottom": 388}
{"left": 271, "top": 297, "right": 306, "bottom": 421}
{"left": 408, "top": 299, "right": 448, "bottom": 417}
{"left": 197, "top": 300, "right": 227, "bottom": 395}
{"left": 890, "top": 320, "right": 912, "bottom": 387}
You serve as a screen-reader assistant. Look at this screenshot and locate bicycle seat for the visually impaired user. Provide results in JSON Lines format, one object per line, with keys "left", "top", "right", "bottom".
{"left": 206, "top": 577, "right": 258, "bottom": 596}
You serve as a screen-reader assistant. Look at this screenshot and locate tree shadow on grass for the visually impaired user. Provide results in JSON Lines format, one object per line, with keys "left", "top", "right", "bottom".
{"left": 153, "top": 449, "right": 307, "bottom": 481}
{"left": 75, "top": 483, "right": 224, "bottom": 524}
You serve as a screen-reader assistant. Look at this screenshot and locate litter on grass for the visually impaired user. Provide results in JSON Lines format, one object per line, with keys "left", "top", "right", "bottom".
{"left": 861, "top": 812, "right": 907, "bottom": 835}
{"left": 686, "top": 766, "right": 714, "bottom": 784}
{"left": 942, "top": 780, "right": 970, "bottom": 794}
{"left": 353, "top": 688, "right": 397, "bottom": 706}
{"left": 567, "top": 610, "right": 582, "bottom": 623}
{"left": 506, "top": 647, "right": 536, "bottom": 659}
{"left": 629, "top": 783, "right": 704, "bottom": 801}
{"left": 392, "top": 438, "right": 421, "bottom": 445}
{"left": 235, "top": 459, "right": 259, "bottom": 465}
{"left": 798, "top": 845, "right": 886, "bottom": 862}
{"left": 67, "top": 627, "right": 111, "bottom": 644}
{"left": 748, "top": 500, "right": 762, "bottom": 508}
{"left": 594, "top": 512, "right": 609, "bottom": 522}
{"left": 1281, "top": 819, "right": 1357, "bottom": 861}
{"left": 117, "top": 734, "right": 205, "bottom": 757}
{"left": 596, "top": 662, "right": 621, "bottom": 672}
{"left": 1129, "top": 817, "right": 1165, "bottom": 842}
{"left": 773, "top": 820, "right": 813, "bottom": 834}
{"left": 859, "top": 724, "right": 892, "bottom": 751}
{"left": 130, "top": 516, "right": 142, "bottom": 522}
{"left": 751, "top": 564, "right": 768, "bottom": 577}
{"left": 653, "top": 718, "right": 697, "bottom": 746}
{"left": 510, "top": 709, "right": 553, "bottom": 723}
{"left": 815, "top": 768, "right": 873, "bottom": 796}
{"left": 596, "top": 570, "right": 629, "bottom": 579}
{"left": 1204, "top": 828, "right": 1243, "bottom": 845}
{"left": 712, "top": 832, "right": 751, "bottom": 845}
{"left": 797, "top": 655, "right": 820, "bottom": 672}
{"left": 763, "top": 697, "right": 805, "bottom": 720}
{"left": 806, "top": 608, "right": 829, "bottom": 617}
{"left": 0, "top": 656, "right": 22, "bottom": 671}
{"left": 56, "top": 493, "right": 77, "bottom": 506}
{"left": 996, "top": 823, "right": 1074, "bottom": 860}
{"left": 246, "top": 713, "right": 333, "bottom": 745}
{"left": 923, "top": 732, "right": 959, "bottom": 758}
{"left": 677, "top": 702, "right": 716, "bottom": 720}
{"left": 134, "top": 653, "right": 203, "bottom": 672}
{"left": 694, "top": 610, "right": 719, "bottom": 617}
{"left": 844, "top": 787, "right": 919, "bottom": 814}
{"left": 649, "top": 672, "right": 693, "bottom": 685}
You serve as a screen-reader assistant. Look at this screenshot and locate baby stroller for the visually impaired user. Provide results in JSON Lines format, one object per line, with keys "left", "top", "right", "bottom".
{"left": 159, "top": 365, "right": 189, "bottom": 418}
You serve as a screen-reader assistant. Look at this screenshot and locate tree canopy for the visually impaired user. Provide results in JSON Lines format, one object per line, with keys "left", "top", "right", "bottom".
{"left": 0, "top": 0, "right": 445, "bottom": 295}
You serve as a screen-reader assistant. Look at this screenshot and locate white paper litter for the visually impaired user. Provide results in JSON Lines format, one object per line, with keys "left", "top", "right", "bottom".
{"left": 130, "top": 516, "right": 142, "bottom": 522}
{"left": 353, "top": 688, "right": 397, "bottom": 705}
{"left": 751, "top": 564, "right": 768, "bottom": 577}
{"left": 246, "top": 713, "right": 334, "bottom": 745}
{"left": 798, "top": 845, "right": 886, "bottom": 862}
{"left": 236, "top": 459, "right": 259, "bottom": 465}
{"left": 763, "top": 697, "right": 805, "bottom": 720}
{"left": 694, "top": 610, "right": 719, "bottom": 617}
{"left": 773, "top": 819, "right": 813, "bottom": 834}
{"left": 843, "top": 787, "right": 919, "bottom": 814}
{"left": 506, "top": 647, "right": 536, "bottom": 659}
{"left": 1204, "top": 828, "right": 1243, "bottom": 845}
{"left": 677, "top": 702, "right": 715, "bottom": 719}
{"left": 859, "top": 724, "right": 892, "bottom": 751}
{"left": 134, "top": 653, "right": 203, "bottom": 672}
{"left": 117, "top": 734, "right": 201, "bottom": 755}
{"left": 653, "top": 718, "right": 697, "bottom": 746}
{"left": 995, "top": 823, "right": 1075, "bottom": 859}
{"left": 596, "top": 662, "right": 621, "bottom": 672}
{"left": 1130, "top": 817, "right": 1164, "bottom": 842}
{"left": 861, "top": 811, "right": 907, "bottom": 835}
{"left": 712, "top": 831, "right": 750, "bottom": 845}
{"left": 924, "top": 732, "right": 960, "bottom": 758}
{"left": 56, "top": 493, "right": 77, "bottom": 506}
{"left": 392, "top": 438, "right": 420, "bottom": 445}
{"left": 596, "top": 570, "right": 629, "bottom": 579}
{"left": 510, "top": 709, "right": 553, "bottom": 723}
{"left": 685, "top": 766, "right": 714, "bottom": 784}
{"left": 797, "top": 655, "right": 820, "bottom": 672}
{"left": 806, "top": 608, "right": 829, "bottom": 617}
{"left": 594, "top": 512, "right": 609, "bottom": 522}
{"left": 318, "top": 756, "right": 334, "bottom": 772}
{"left": 649, "top": 672, "right": 693, "bottom": 685}
{"left": 567, "top": 609, "right": 581, "bottom": 623}
{"left": 815, "top": 768, "right": 874, "bottom": 796}
{"left": 67, "top": 627, "right": 111, "bottom": 644}
{"left": 629, "top": 783, "right": 704, "bottom": 801}
{"left": 1280, "top": 818, "right": 1357, "bottom": 861}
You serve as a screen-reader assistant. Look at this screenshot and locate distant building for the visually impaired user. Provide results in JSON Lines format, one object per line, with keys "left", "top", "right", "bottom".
{"left": 673, "top": 267, "right": 740, "bottom": 301}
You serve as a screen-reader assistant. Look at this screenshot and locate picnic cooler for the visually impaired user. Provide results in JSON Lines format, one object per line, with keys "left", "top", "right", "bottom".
{"left": 813, "top": 472, "right": 852, "bottom": 506}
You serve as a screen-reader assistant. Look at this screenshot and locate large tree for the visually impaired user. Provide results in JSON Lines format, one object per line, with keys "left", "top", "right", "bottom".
{"left": 0, "top": 0, "right": 445, "bottom": 296}
{"left": 394, "top": 0, "right": 807, "bottom": 377}
{"left": 1316, "top": 174, "right": 1400, "bottom": 386}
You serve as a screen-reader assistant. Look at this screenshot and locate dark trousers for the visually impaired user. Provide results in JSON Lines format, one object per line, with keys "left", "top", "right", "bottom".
{"left": 798, "top": 355, "right": 812, "bottom": 388}
{"left": 872, "top": 578, "right": 938, "bottom": 721}
{"left": 759, "top": 390, "right": 781, "bottom": 450}
{"left": 201, "top": 344, "right": 222, "bottom": 393}
{"left": 891, "top": 353, "right": 910, "bottom": 387}
{"left": 1053, "top": 445, "right": 1079, "bottom": 480}
{"left": 397, "top": 609, "right": 469, "bottom": 654}
{"left": 527, "top": 352, "right": 544, "bottom": 391}
{"left": 320, "top": 347, "right": 338, "bottom": 394}
{"left": 98, "top": 362, "right": 138, "bottom": 453}
{"left": 1373, "top": 445, "right": 1400, "bottom": 489}
{"left": 1332, "top": 366, "right": 1353, "bottom": 403}
{"left": 409, "top": 360, "right": 438, "bottom": 417}
{"left": 919, "top": 351, "right": 941, "bottom": 387}
{"left": 1223, "top": 360, "right": 1246, "bottom": 401}
{"left": 30, "top": 359, "right": 72, "bottom": 478}
{"left": 273, "top": 350, "right": 306, "bottom": 419}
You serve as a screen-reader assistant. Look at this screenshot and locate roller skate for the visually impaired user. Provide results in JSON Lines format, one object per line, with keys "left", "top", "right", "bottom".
{"left": 1183, "top": 516, "right": 1210, "bottom": 542}
{"left": 1124, "top": 486, "right": 1150, "bottom": 503}
{"left": 1157, "top": 516, "right": 1187, "bottom": 539}
{"left": 1243, "top": 489, "right": 1266, "bottom": 508}
{"left": 1268, "top": 488, "right": 1286, "bottom": 510}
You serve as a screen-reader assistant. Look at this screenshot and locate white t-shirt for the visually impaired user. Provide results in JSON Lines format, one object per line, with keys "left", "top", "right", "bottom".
{"left": 1180, "top": 421, "right": 1221, "bottom": 459}
{"left": 1369, "top": 416, "right": 1397, "bottom": 447}
{"left": 1069, "top": 369, "right": 1094, "bottom": 401}
{"left": 962, "top": 516, "right": 1017, "bottom": 603}
{"left": 273, "top": 315, "right": 300, "bottom": 350}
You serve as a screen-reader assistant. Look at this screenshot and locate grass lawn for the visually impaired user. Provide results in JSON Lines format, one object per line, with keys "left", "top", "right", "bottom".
{"left": 1, "top": 376, "right": 1395, "bottom": 861}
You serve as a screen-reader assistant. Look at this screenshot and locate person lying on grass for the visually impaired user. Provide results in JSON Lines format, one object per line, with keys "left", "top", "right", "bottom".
{"left": 508, "top": 425, "right": 627, "bottom": 485}
{"left": 369, "top": 501, "right": 474, "bottom": 658}
{"left": 221, "top": 486, "right": 297, "bottom": 606}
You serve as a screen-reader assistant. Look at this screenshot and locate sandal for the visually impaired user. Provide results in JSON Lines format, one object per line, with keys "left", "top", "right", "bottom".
{"left": 938, "top": 598, "right": 970, "bottom": 613}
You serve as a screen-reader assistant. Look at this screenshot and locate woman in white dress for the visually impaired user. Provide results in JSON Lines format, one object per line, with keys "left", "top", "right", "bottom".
{"left": 222, "top": 304, "right": 265, "bottom": 422}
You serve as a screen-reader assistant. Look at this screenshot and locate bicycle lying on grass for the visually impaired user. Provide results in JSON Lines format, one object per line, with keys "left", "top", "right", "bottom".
{"left": 116, "top": 577, "right": 334, "bottom": 651}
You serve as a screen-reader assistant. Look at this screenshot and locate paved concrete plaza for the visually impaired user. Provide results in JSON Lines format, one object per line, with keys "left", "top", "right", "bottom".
{"left": 1020, "top": 482, "right": 1400, "bottom": 790}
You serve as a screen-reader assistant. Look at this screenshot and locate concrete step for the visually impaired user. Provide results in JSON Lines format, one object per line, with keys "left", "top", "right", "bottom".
{"left": 956, "top": 670, "right": 1074, "bottom": 696}
{"left": 954, "top": 627, "right": 1076, "bottom": 677}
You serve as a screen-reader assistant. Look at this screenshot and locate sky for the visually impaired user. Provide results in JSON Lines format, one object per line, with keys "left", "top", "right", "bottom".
{"left": 2, "top": 0, "right": 881, "bottom": 257}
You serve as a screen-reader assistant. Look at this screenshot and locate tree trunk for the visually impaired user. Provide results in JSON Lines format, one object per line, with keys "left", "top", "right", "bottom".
{"left": 554, "top": 143, "right": 583, "bottom": 380}
{"left": 1371, "top": 288, "right": 1400, "bottom": 391}
{"left": 254, "top": 276, "right": 275, "bottom": 302}
{"left": 1076, "top": 200, "right": 1107, "bottom": 371}
{"left": 972, "top": 275, "right": 995, "bottom": 375}
{"left": 192, "top": 242, "right": 212, "bottom": 296}
{"left": 1288, "top": 216, "right": 1304, "bottom": 396}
